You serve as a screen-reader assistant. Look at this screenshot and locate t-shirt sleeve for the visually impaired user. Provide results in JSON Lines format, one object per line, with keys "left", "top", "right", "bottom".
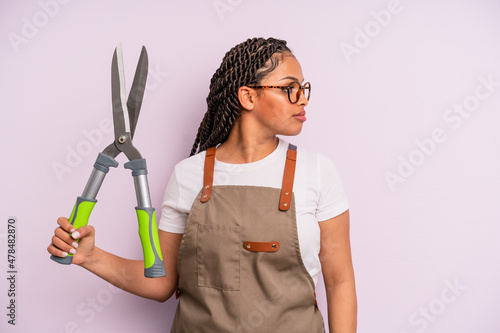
{"left": 158, "top": 168, "right": 188, "bottom": 234}
{"left": 315, "top": 154, "right": 349, "bottom": 222}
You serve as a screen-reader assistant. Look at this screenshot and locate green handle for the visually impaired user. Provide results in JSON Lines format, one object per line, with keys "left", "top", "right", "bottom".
{"left": 136, "top": 207, "right": 166, "bottom": 278}
{"left": 51, "top": 197, "right": 96, "bottom": 265}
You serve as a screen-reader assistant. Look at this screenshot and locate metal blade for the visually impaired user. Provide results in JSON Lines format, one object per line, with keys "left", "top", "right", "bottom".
{"left": 127, "top": 46, "right": 148, "bottom": 139}
{"left": 111, "top": 43, "right": 131, "bottom": 140}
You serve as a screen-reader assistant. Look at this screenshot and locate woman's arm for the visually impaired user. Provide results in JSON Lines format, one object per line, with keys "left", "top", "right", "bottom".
{"left": 319, "top": 210, "right": 357, "bottom": 333}
{"left": 48, "top": 217, "right": 182, "bottom": 302}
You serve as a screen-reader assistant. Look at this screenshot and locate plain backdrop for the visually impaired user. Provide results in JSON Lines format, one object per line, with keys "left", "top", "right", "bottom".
{"left": 1, "top": 1, "right": 500, "bottom": 332}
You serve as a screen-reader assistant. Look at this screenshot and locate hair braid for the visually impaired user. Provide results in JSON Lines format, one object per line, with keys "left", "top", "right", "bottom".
{"left": 189, "top": 37, "right": 291, "bottom": 156}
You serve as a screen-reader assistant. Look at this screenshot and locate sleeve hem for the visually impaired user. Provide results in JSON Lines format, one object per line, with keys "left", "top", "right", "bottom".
{"left": 316, "top": 200, "right": 349, "bottom": 222}
{"left": 158, "top": 223, "right": 185, "bottom": 234}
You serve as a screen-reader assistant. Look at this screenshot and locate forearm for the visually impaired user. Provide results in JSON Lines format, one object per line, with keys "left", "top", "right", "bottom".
{"left": 326, "top": 280, "right": 357, "bottom": 333}
{"left": 79, "top": 246, "right": 175, "bottom": 302}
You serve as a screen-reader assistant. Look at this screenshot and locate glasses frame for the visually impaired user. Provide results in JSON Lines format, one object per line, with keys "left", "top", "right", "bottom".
{"left": 247, "top": 82, "right": 311, "bottom": 104}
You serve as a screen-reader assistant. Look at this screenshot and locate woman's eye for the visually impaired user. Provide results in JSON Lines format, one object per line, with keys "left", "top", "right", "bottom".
{"left": 289, "top": 83, "right": 300, "bottom": 93}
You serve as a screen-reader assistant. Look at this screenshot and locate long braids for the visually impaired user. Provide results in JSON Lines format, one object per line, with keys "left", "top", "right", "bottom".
{"left": 189, "top": 37, "right": 291, "bottom": 156}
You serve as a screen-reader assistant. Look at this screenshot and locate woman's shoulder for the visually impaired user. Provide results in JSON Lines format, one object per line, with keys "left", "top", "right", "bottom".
{"left": 293, "top": 141, "right": 338, "bottom": 170}
{"left": 174, "top": 150, "right": 205, "bottom": 170}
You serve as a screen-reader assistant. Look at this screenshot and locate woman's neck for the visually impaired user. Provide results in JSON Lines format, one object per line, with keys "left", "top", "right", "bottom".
{"left": 215, "top": 119, "right": 278, "bottom": 164}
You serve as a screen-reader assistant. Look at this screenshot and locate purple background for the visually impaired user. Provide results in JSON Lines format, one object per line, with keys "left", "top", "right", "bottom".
{"left": 1, "top": 0, "right": 500, "bottom": 332}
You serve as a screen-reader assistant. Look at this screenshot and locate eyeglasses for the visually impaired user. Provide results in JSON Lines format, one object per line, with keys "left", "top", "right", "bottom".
{"left": 248, "top": 82, "right": 311, "bottom": 104}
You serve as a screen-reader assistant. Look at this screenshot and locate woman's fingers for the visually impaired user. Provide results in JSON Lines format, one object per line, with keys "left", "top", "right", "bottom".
{"left": 54, "top": 224, "right": 74, "bottom": 243}
{"left": 70, "top": 225, "right": 95, "bottom": 241}
{"left": 48, "top": 216, "right": 96, "bottom": 265}
{"left": 49, "top": 217, "right": 88, "bottom": 257}
{"left": 57, "top": 216, "right": 76, "bottom": 233}
{"left": 49, "top": 220, "right": 76, "bottom": 257}
{"left": 49, "top": 234, "right": 77, "bottom": 257}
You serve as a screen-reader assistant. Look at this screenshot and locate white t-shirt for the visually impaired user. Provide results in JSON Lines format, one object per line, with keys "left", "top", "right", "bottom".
{"left": 159, "top": 138, "right": 349, "bottom": 286}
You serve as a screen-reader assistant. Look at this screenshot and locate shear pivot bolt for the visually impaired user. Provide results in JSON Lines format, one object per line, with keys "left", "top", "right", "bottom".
{"left": 118, "top": 135, "right": 126, "bottom": 144}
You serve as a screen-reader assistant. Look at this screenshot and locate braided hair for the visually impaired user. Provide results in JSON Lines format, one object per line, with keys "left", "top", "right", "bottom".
{"left": 189, "top": 37, "right": 292, "bottom": 156}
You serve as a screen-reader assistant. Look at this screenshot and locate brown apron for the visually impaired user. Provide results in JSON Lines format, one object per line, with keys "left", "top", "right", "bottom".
{"left": 171, "top": 144, "right": 325, "bottom": 333}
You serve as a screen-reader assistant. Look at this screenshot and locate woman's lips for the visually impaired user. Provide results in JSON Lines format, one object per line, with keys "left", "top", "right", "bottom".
{"left": 293, "top": 110, "right": 307, "bottom": 122}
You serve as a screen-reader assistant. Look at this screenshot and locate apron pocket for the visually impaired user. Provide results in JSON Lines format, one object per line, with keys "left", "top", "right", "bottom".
{"left": 197, "top": 224, "right": 240, "bottom": 291}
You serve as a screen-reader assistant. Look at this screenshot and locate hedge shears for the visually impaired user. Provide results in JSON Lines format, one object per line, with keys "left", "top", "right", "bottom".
{"left": 50, "top": 44, "right": 166, "bottom": 278}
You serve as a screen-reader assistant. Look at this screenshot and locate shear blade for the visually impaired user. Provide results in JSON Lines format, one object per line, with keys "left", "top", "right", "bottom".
{"left": 111, "top": 44, "right": 148, "bottom": 140}
{"left": 107, "top": 44, "right": 148, "bottom": 161}
{"left": 127, "top": 46, "right": 148, "bottom": 139}
{"left": 111, "top": 43, "right": 131, "bottom": 138}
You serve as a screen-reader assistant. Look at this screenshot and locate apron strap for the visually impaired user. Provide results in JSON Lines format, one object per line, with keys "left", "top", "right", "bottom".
{"left": 201, "top": 147, "right": 216, "bottom": 203}
{"left": 279, "top": 144, "right": 297, "bottom": 211}
{"left": 201, "top": 143, "right": 297, "bottom": 209}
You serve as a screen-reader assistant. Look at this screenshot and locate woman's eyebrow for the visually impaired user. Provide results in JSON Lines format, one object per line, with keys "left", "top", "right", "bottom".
{"left": 278, "top": 76, "right": 304, "bottom": 83}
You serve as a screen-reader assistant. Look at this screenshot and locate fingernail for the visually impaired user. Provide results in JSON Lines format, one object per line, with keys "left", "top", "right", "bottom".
{"left": 62, "top": 252, "right": 68, "bottom": 257}
{"left": 72, "top": 242, "right": 79, "bottom": 248}
{"left": 69, "top": 248, "right": 76, "bottom": 255}
{"left": 71, "top": 231, "right": 80, "bottom": 239}
{"left": 70, "top": 228, "right": 76, "bottom": 233}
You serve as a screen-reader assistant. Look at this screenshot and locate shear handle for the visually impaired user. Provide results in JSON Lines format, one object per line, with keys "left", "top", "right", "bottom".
{"left": 50, "top": 153, "right": 118, "bottom": 264}
{"left": 124, "top": 159, "right": 166, "bottom": 278}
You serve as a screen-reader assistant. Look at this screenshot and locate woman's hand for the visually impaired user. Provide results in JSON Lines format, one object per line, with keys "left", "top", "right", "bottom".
{"left": 47, "top": 218, "right": 182, "bottom": 302}
{"left": 47, "top": 217, "right": 96, "bottom": 266}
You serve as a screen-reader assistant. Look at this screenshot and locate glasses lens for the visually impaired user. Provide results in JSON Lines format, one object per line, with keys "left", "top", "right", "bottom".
{"left": 288, "top": 82, "right": 311, "bottom": 103}
{"left": 289, "top": 82, "right": 301, "bottom": 103}
{"left": 303, "top": 82, "right": 311, "bottom": 101}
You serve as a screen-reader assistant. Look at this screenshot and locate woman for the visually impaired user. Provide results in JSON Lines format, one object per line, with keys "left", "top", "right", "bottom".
{"left": 48, "top": 37, "right": 357, "bottom": 332}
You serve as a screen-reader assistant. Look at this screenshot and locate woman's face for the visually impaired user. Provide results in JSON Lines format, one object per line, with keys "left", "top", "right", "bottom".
{"left": 250, "top": 55, "right": 309, "bottom": 137}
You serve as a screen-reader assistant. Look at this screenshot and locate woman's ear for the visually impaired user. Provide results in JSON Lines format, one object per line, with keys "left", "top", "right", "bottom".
{"left": 238, "top": 86, "right": 255, "bottom": 111}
